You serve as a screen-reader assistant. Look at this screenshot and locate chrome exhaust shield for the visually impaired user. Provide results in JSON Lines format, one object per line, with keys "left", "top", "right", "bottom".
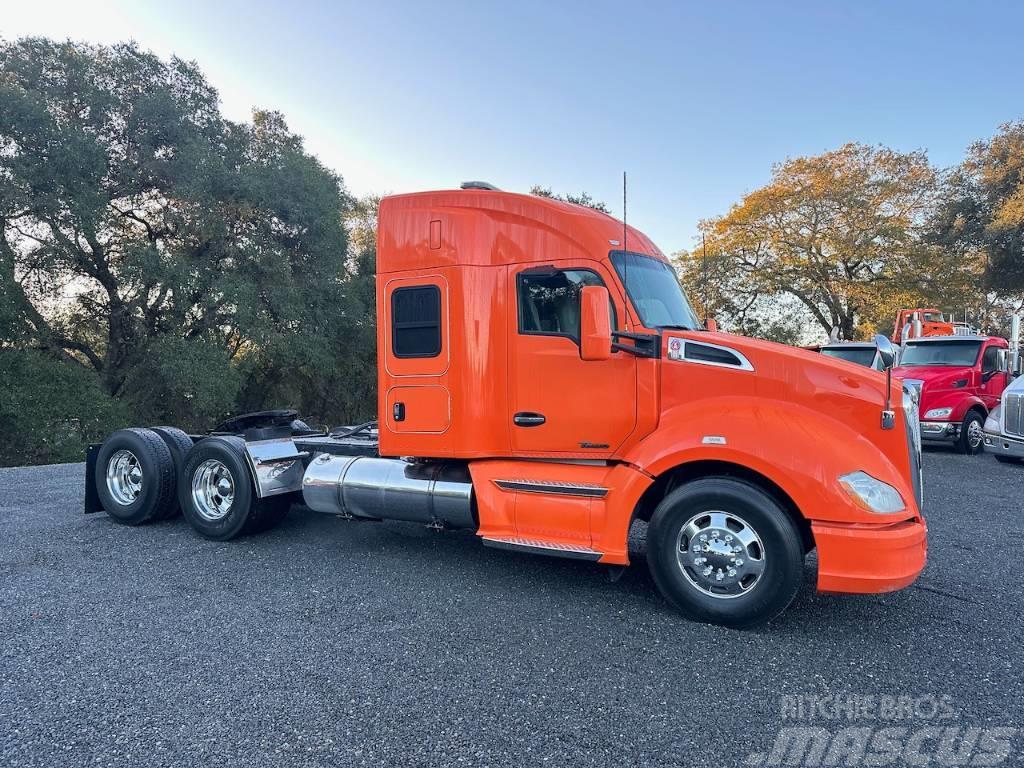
{"left": 302, "top": 455, "right": 475, "bottom": 529}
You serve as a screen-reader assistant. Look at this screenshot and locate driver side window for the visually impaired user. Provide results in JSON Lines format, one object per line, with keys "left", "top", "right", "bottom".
{"left": 982, "top": 346, "right": 999, "bottom": 373}
{"left": 517, "top": 268, "right": 615, "bottom": 341}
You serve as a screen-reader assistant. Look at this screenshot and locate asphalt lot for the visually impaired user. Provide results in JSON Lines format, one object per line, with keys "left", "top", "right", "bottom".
{"left": 2, "top": 449, "right": 1022, "bottom": 767}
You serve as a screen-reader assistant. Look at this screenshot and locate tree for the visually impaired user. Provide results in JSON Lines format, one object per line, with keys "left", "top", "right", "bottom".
{"left": 678, "top": 144, "right": 939, "bottom": 340}
{"left": 931, "top": 121, "right": 1024, "bottom": 297}
{"left": 530, "top": 185, "right": 610, "bottom": 213}
{"left": 0, "top": 38, "right": 361, "bottom": 429}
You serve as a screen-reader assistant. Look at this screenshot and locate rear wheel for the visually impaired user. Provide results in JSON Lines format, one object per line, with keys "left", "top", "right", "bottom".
{"left": 956, "top": 411, "right": 985, "bottom": 455}
{"left": 646, "top": 478, "right": 804, "bottom": 629}
{"left": 179, "top": 436, "right": 290, "bottom": 541}
{"left": 149, "top": 427, "right": 193, "bottom": 520}
{"left": 94, "top": 428, "right": 176, "bottom": 525}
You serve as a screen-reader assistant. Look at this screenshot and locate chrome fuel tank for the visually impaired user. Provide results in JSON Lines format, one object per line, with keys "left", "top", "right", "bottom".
{"left": 302, "top": 455, "right": 475, "bottom": 529}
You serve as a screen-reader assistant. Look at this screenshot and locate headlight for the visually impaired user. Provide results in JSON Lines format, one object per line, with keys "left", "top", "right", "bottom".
{"left": 838, "top": 471, "right": 906, "bottom": 514}
{"left": 986, "top": 406, "right": 1001, "bottom": 433}
{"left": 924, "top": 407, "right": 953, "bottom": 419}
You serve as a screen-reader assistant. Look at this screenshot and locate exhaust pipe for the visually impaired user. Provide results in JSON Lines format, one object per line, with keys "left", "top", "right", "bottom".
{"left": 302, "top": 455, "right": 475, "bottom": 529}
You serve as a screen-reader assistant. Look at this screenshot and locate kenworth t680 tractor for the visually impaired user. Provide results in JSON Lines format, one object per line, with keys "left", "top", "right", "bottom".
{"left": 85, "top": 184, "right": 926, "bottom": 627}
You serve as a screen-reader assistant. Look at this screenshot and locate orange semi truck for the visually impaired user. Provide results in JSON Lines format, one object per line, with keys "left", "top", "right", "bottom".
{"left": 85, "top": 185, "right": 926, "bottom": 627}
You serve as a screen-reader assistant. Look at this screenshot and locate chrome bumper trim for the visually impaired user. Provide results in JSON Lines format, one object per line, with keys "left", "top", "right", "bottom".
{"left": 983, "top": 430, "right": 1024, "bottom": 458}
{"left": 919, "top": 421, "right": 959, "bottom": 443}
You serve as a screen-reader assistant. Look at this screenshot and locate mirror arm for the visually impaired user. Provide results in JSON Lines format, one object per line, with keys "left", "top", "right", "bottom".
{"left": 612, "top": 331, "right": 660, "bottom": 358}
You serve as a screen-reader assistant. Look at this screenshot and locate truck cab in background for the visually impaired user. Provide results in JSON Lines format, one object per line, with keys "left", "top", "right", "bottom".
{"left": 893, "top": 335, "right": 1010, "bottom": 454}
{"left": 984, "top": 375, "right": 1024, "bottom": 463}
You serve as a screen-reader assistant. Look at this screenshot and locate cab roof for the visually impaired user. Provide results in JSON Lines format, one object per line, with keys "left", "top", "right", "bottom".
{"left": 377, "top": 188, "right": 666, "bottom": 273}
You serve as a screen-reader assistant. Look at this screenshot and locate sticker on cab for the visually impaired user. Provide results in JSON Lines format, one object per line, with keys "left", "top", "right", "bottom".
{"left": 668, "top": 337, "right": 684, "bottom": 361}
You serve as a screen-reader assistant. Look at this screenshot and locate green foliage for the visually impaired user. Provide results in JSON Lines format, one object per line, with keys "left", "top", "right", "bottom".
{"left": 530, "top": 185, "right": 611, "bottom": 213}
{"left": 0, "top": 349, "right": 129, "bottom": 466}
{"left": 121, "top": 336, "right": 243, "bottom": 432}
{"left": 0, "top": 38, "right": 377, "bottom": 462}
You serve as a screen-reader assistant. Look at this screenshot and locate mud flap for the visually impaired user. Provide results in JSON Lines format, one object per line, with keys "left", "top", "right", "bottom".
{"left": 84, "top": 443, "right": 104, "bottom": 514}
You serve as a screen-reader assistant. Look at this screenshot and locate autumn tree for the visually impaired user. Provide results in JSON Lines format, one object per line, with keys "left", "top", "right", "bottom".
{"left": 678, "top": 143, "right": 939, "bottom": 340}
{"left": 931, "top": 121, "right": 1024, "bottom": 302}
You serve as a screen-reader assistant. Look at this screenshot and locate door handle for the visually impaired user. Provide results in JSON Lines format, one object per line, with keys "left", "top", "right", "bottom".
{"left": 513, "top": 412, "right": 546, "bottom": 427}
{"left": 393, "top": 402, "right": 405, "bottom": 422}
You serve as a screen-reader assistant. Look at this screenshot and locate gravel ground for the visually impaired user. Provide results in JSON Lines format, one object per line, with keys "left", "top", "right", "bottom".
{"left": 1, "top": 449, "right": 1022, "bottom": 767}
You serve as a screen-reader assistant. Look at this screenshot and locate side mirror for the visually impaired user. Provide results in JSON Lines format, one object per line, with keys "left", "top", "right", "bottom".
{"left": 579, "top": 285, "right": 612, "bottom": 361}
{"left": 873, "top": 334, "right": 897, "bottom": 370}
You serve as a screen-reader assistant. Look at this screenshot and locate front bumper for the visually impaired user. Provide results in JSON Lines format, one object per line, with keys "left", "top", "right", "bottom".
{"left": 919, "top": 420, "right": 959, "bottom": 443}
{"left": 983, "top": 429, "right": 1024, "bottom": 458}
{"left": 813, "top": 518, "right": 927, "bottom": 593}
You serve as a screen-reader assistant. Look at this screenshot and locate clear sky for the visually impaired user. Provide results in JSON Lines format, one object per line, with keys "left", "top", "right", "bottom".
{"left": 4, "top": 0, "right": 1024, "bottom": 254}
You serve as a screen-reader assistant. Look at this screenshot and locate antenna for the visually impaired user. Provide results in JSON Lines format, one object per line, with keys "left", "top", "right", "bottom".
{"left": 701, "top": 232, "right": 709, "bottom": 325}
{"left": 622, "top": 171, "right": 627, "bottom": 253}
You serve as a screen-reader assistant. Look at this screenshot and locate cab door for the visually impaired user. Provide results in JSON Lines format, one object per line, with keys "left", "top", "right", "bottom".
{"left": 507, "top": 262, "right": 637, "bottom": 456}
{"left": 980, "top": 344, "right": 1009, "bottom": 409}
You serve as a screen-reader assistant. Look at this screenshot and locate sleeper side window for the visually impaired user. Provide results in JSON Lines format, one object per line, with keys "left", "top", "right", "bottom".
{"left": 392, "top": 285, "right": 441, "bottom": 358}
{"left": 517, "top": 268, "right": 615, "bottom": 342}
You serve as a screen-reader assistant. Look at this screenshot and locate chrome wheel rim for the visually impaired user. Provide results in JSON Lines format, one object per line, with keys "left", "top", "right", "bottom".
{"left": 191, "top": 459, "right": 235, "bottom": 522}
{"left": 676, "top": 510, "right": 766, "bottom": 599}
{"left": 967, "top": 419, "right": 984, "bottom": 449}
{"left": 106, "top": 450, "right": 143, "bottom": 506}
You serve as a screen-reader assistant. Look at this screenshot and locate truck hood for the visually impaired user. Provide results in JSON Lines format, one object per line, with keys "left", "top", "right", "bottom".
{"left": 664, "top": 331, "right": 897, "bottom": 419}
{"left": 891, "top": 365, "right": 971, "bottom": 392}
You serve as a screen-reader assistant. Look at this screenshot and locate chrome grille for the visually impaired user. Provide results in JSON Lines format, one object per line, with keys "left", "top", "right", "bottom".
{"left": 1006, "top": 393, "right": 1024, "bottom": 438}
{"left": 903, "top": 385, "right": 923, "bottom": 513}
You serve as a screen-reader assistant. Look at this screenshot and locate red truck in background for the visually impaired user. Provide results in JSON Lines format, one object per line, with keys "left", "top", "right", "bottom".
{"left": 893, "top": 335, "right": 1011, "bottom": 454}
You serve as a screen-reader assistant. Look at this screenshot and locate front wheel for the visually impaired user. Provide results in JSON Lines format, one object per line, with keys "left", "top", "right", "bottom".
{"left": 646, "top": 478, "right": 804, "bottom": 629}
{"left": 956, "top": 411, "right": 985, "bottom": 455}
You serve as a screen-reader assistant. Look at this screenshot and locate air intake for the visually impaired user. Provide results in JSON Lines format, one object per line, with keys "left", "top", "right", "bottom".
{"left": 460, "top": 181, "right": 501, "bottom": 191}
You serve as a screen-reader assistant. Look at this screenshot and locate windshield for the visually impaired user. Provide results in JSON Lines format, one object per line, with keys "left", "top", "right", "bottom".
{"left": 610, "top": 251, "right": 702, "bottom": 330}
{"left": 900, "top": 340, "right": 981, "bottom": 367}
{"left": 821, "top": 347, "right": 876, "bottom": 367}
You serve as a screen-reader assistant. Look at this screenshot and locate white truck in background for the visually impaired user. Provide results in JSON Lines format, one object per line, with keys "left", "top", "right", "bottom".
{"left": 983, "top": 315, "right": 1024, "bottom": 463}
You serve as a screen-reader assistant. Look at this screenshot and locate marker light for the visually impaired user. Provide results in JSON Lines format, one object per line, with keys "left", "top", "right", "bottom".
{"left": 838, "top": 471, "right": 906, "bottom": 514}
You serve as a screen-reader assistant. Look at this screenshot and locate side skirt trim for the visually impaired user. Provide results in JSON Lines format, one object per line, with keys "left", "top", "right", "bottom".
{"left": 482, "top": 536, "right": 603, "bottom": 561}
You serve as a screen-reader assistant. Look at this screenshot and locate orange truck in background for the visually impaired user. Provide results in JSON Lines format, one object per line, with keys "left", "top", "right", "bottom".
{"left": 86, "top": 184, "right": 927, "bottom": 628}
{"left": 892, "top": 308, "right": 956, "bottom": 344}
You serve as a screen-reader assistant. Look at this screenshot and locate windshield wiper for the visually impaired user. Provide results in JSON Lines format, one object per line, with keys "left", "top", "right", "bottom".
{"left": 655, "top": 324, "right": 694, "bottom": 331}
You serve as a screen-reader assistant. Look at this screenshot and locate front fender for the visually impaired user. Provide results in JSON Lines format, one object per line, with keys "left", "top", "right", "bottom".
{"left": 622, "top": 396, "right": 919, "bottom": 525}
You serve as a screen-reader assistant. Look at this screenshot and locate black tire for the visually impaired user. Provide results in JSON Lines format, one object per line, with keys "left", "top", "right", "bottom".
{"left": 178, "top": 436, "right": 289, "bottom": 541}
{"left": 149, "top": 427, "right": 194, "bottom": 520}
{"left": 94, "top": 428, "right": 176, "bottom": 526}
{"left": 955, "top": 411, "right": 985, "bottom": 455}
{"left": 995, "top": 455, "right": 1022, "bottom": 464}
{"left": 646, "top": 477, "right": 804, "bottom": 629}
